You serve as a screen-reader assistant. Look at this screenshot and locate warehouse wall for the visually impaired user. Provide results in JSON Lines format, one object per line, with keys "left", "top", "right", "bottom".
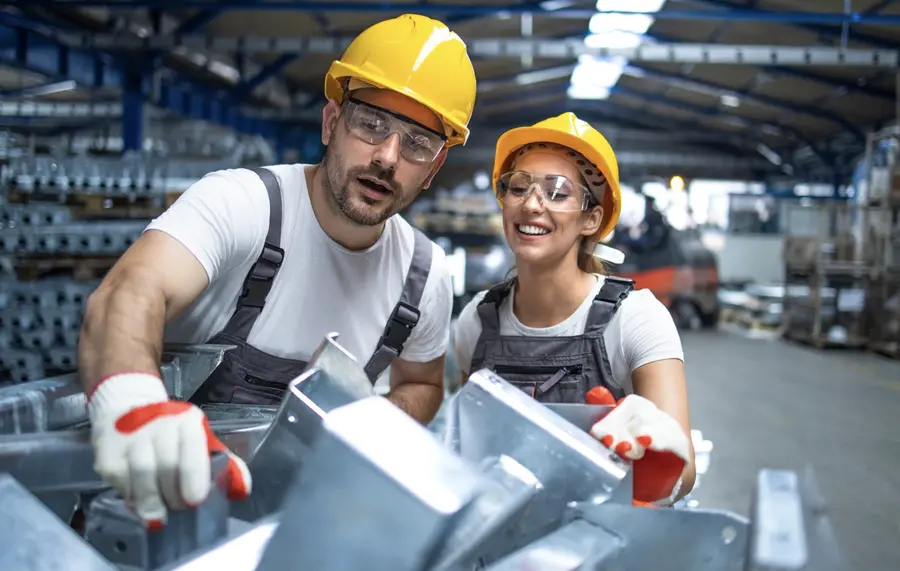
{"left": 702, "top": 231, "right": 784, "bottom": 284}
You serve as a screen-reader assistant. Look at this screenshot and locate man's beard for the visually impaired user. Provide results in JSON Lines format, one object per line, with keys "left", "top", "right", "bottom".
{"left": 321, "top": 143, "right": 417, "bottom": 227}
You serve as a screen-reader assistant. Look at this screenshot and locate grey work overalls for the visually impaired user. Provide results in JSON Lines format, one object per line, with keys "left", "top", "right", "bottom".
{"left": 470, "top": 275, "right": 635, "bottom": 404}
{"left": 189, "top": 167, "right": 433, "bottom": 406}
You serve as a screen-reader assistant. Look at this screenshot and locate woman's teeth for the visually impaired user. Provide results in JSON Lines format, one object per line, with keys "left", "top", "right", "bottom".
{"left": 517, "top": 224, "right": 550, "bottom": 236}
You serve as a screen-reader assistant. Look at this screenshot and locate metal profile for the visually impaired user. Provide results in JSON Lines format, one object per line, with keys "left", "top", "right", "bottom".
{"left": 0, "top": 102, "right": 123, "bottom": 118}
{"left": 54, "top": 34, "right": 900, "bottom": 67}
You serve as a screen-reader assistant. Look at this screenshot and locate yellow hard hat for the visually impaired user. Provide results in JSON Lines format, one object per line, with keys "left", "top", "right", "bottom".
{"left": 492, "top": 112, "right": 622, "bottom": 241}
{"left": 324, "top": 14, "right": 477, "bottom": 147}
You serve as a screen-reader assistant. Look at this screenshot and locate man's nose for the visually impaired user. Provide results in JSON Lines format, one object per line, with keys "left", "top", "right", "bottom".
{"left": 372, "top": 132, "right": 402, "bottom": 169}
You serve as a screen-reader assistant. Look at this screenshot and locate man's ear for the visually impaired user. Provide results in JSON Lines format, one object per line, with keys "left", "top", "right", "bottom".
{"left": 581, "top": 205, "right": 603, "bottom": 237}
{"left": 422, "top": 147, "right": 449, "bottom": 189}
{"left": 321, "top": 100, "right": 342, "bottom": 146}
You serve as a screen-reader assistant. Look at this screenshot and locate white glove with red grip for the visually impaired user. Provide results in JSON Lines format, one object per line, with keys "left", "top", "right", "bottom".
{"left": 587, "top": 387, "right": 691, "bottom": 504}
{"left": 87, "top": 372, "right": 252, "bottom": 529}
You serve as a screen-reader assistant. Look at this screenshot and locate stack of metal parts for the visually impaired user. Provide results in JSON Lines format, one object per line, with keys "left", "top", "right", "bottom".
{"left": 0, "top": 208, "right": 147, "bottom": 256}
{"left": 0, "top": 335, "right": 852, "bottom": 571}
{"left": 0, "top": 278, "right": 100, "bottom": 381}
{"left": 4, "top": 155, "right": 168, "bottom": 197}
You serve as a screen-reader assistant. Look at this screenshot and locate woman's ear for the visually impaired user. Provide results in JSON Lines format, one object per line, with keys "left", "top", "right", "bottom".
{"left": 581, "top": 205, "right": 603, "bottom": 237}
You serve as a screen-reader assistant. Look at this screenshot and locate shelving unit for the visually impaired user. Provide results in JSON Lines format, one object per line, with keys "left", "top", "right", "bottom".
{"left": 781, "top": 203, "right": 874, "bottom": 349}
{"left": 860, "top": 127, "right": 900, "bottom": 358}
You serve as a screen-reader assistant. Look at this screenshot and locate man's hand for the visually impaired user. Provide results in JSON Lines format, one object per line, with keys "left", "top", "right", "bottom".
{"left": 88, "top": 372, "right": 252, "bottom": 528}
{"left": 587, "top": 387, "right": 691, "bottom": 504}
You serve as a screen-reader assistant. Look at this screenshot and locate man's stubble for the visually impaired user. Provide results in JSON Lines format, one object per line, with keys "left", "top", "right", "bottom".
{"left": 321, "top": 133, "right": 424, "bottom": 227}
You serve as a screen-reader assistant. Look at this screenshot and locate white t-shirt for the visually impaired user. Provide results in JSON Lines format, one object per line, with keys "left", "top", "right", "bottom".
{"left": 144, "top": 164, "right": 453, "bottom": 379}
{"left": 453, "top": 275, "right": 683, "bottom": 395}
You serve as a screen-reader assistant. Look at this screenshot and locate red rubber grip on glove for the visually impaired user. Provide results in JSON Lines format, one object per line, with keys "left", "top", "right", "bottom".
{"left": 114, "top": 402, "right": 250, "bottom": 502}
{"left": 586, "top": 386, "right": 617, "bottom": 406}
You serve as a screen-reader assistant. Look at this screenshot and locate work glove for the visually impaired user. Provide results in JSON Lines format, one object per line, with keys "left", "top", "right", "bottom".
{"left": 87, "top": 372, "right": 252, "bottom": 529}
{"left": 586, "top": 386, "right": 690, "bottom": 505}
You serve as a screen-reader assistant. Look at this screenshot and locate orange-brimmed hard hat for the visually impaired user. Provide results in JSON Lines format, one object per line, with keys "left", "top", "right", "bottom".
{"left": 324, "top": 14, "right": 477, "bottom": 148}
{"left": 493, "top": 112, "right": 622, "bottom": 241}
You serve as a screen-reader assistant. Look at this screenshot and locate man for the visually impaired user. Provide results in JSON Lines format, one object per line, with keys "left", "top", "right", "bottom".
{"left": 76, "top": 14, "right": 477, "bottom": 528}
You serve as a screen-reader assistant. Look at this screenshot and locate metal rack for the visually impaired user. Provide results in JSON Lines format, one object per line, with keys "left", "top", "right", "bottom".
{"left": 860, "top": 126, "right": 900, "bottom": 357}
{"left": 0, "top": 153, "right": 209, "bottom": 382}
{"left": 781, "top": 202, "right": 874, "bottom": 349}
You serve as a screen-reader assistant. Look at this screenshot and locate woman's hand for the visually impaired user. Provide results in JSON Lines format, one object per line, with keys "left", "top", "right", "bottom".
{"left": 587, "top": 387, "right": 691, "bottom": 504}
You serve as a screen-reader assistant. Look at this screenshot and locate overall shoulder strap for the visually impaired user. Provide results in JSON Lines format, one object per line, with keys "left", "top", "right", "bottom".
{"left": 585, "top": 275, "right": 634, "bottom": 334}
{"left": 222, "top": 167, "right": 285, "bottom": 340}
{"left": 475, "top": 279, "right": 514, "bottom": 336}
{"left": 363, "top": 227, "right": 433, "bottom": 382}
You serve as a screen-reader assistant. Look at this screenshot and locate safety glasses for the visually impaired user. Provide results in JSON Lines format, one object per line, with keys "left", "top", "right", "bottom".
{"left": 343, "top": 98, "right": 447, "bottom": 164}
{"left": 496, "top": 170, "right": 597, "bottom": 212}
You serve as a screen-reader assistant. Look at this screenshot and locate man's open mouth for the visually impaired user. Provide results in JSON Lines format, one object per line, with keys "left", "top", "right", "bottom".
{"left": 358, "top": 176, "right": 393, "bottom": 195}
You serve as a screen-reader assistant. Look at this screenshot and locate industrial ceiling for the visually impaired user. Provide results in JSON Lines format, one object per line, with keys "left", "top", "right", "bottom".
{"left": 2, "top": 0, "right": 899, "bottom": 187}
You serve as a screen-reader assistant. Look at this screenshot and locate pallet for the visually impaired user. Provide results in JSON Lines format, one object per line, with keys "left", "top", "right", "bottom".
{"left": 782, "top": 328, "right": 867, "bottom": 350}
{"left": 13, "top": 255, "right": 119, "bottom": 281}
{"left": 868, "top": 340, "right": 900, "bottom": 360}
{"left": 5, "top": 190, "right": 181, "bottom": 219}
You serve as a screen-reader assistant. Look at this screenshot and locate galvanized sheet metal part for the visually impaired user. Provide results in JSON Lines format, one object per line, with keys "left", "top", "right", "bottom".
{"left": 231, "top": 334, "right": 376, "bottom": 521}
{"left": 0, "top": 343, "right": 235, "bottom": 435}
{"left": 159, "top": 517, "right": 279, "bottom": 571}
{"left": 0, "top": 419, "right": 270, "bottom": 494}
{"left": 0, "top": 474, "right": 116, "bottom": 571}
{"left": 431, "top": 454, "right": 542, "bottom": 570}
{"left": 443, "top": 369, "right": 631, "bottom": 554}
{"left": 484, "top": 519, "right": 622, "bottom": 571}
{"left": 256, "top": 396, "right": 486, "bottom": 571}
{"left": 543, "top": 403, "right": 614, "bottom": 433}
{"left": 84, "top": 455, "right": 230, "bottom": 571}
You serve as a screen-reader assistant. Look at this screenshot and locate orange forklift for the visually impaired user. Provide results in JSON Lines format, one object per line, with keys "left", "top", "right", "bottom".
{"left": 610, "top": 194, "right": 720, "bottom": 329}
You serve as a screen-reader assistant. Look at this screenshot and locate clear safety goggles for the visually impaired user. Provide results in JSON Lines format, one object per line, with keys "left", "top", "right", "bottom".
{"left": 496, "top": 170, "right": 597, "bottom": 213}
{"left": 343, "top": 98, "right": 447, "bottom": 164}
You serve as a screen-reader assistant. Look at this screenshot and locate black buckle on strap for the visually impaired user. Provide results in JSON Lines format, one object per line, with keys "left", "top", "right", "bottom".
{"left": 240, "top": 242, "right": 285, "bottom": 308}
{"left": 378, "top": 301, "right": 421, "bottom": 355}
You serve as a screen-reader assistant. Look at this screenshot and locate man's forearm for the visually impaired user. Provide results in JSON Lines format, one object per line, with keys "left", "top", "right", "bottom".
{"left": 78, "top": 273, "right": 167, "bottom": 395}
{"left": 386, "top": 383, "right": 444, "bottom": 425}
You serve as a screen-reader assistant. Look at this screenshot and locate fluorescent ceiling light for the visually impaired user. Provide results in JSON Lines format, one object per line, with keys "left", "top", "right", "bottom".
{"left": 596, "top": 0, "right": 665, "bottom": 13}
{"left": 570, "top": 0, "right": 667, "bottom": 100}
{"left": 567, "top": 84, "right": 611, "bottom": 100}
{"left": 720, "top": 94, "right": 740, "bottom": 108}
{"left": 583, "top": 30, "right": 644, "bottom": 49}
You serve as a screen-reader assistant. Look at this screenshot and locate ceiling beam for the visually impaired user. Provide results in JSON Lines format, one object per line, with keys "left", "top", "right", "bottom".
{"left": 29, "top": 2, "right": 900, "bottom": 26}
{"left": 55, "top": 33, "right": 900, "bottom": 68}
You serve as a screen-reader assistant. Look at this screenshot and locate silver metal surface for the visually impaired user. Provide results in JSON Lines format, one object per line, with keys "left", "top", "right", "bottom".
{"left": 568, "top": 502, "right": 749, "bottom": 570}
{"left": 0, "top": 474, "right": 115, "bottom": 571}
{"left": 302, "top": 331, "right": 376, "bottom": 400}
{"left": 484, "top": 519, "right": 620, "bottom": 571}
{"left": 159, "top": 517, "right": 279, "bottom": 571}
{"left": 442, "top": 369, "right": 631, "bottom": 553}
{"left": 200, "top": 404, "right": 277, "bottom": 422}
{"left": 256, "top": 396, "right": 486, "bottom": 571}
{"left": 0, "top": 374, "right": 87, "bottom": 434}
{"left": 59, "top": 33, "right": 900, "bottom": 67}
{"left": 160, "top": 343, "right": 236, "bottom": 400}
{"left": 751, "top": 470, "right": 807, "bottom": 569}
{"left": 543, "top": 403, "right": 614, "bottom": 433}
{"left": 232, "top": 334, "right": 376, "bottom": 521}
{"left": 432, "top": 455, "right": 542, "bottom": 570}
{"left": 84, "top": 454, "right": 230, "bottom": 570}
{"left": 0, "top": 343, "right": 235, "bottom": 432}
{"left": 747, "top": 467, "right": 852, "bottom": 571}
{"left": 0, "top": 419, "right": 269, "bottom": 494}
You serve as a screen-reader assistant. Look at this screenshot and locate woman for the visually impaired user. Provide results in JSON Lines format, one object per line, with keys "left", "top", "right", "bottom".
{"left": 453, "top": 112, "right": 695, "bottom": 505}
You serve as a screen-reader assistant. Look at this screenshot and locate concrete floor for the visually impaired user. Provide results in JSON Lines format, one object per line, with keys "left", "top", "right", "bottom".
{"left": 684, "top": 329, "right": 900, "bottom": 571}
